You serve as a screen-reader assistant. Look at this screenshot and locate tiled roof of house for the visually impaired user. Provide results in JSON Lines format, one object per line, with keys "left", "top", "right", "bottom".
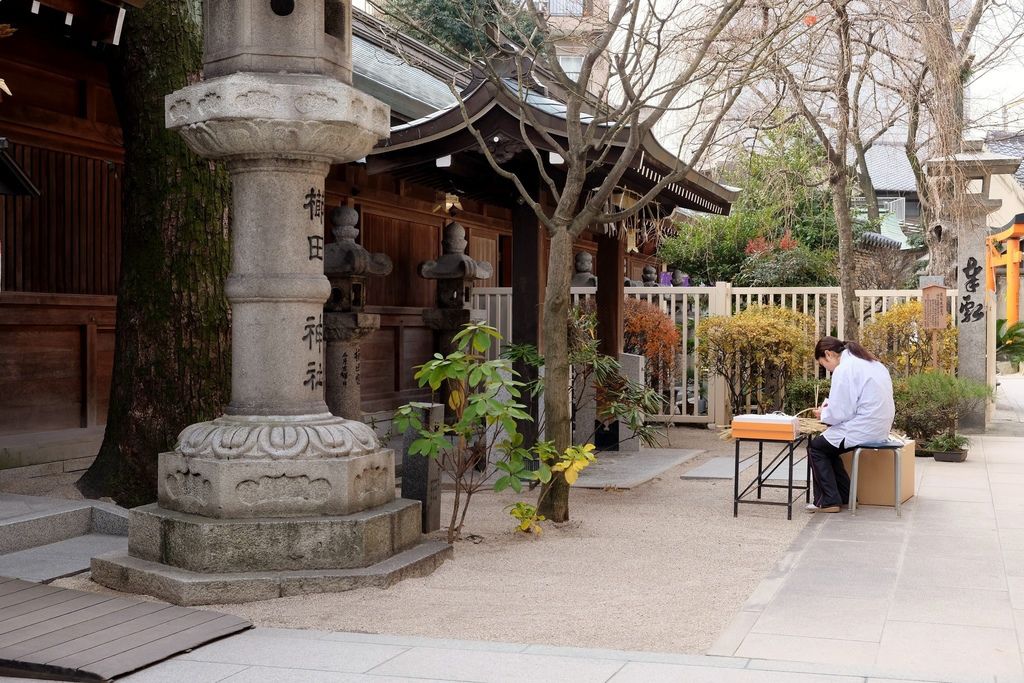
{"left": 985, "top": 132, "right": 1024, "bottom": 186}
{"left": 862, "top": 143, "right": 918, "bottom": 193}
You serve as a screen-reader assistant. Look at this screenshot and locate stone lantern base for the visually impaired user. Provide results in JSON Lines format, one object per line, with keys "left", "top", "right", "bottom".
{"left": 92, "top": 424, "right": 451, "bottom": 605}
{"left": 92, "top": 505, "right": 450, "bottom": 606}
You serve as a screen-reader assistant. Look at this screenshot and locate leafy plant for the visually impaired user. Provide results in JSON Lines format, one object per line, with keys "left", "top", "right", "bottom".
{"left": 861, "top": 302, "right": 957, "bottom": 378}
{"left": 893, "top": 372, "right": 992, "bottom": 444}
{"left": 396, "top": 322, "right": 601, "bottom": 541}
{"left": 924, "top": 433, "right": 970, "bottom": 452}
{"left": 623, "top": 298, "right": 681, "bottom": 387}
{"left": 697, "top": 305, "right": 816, "bottom": 416}
{"left": 505, "top": 306, "right": 665, "bottom": 451}
{"left": 997, "top": 319, "right": 1024, "bottom": 363}
{"left": 735, "top": 245, "right": 838, "bottom": 287}
{"left": 659, "top": 121, "right": 841, "bottom": 285}
{"left": 506, "top": 501, "right": 544, "bottom": 534}
{"left": 783, "top": 377, "right": 831, "bottom": 414}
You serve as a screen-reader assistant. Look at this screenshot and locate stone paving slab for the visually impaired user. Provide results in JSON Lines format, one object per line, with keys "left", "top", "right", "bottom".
{"left": 574, "top": 448, "right": 700, "bottom": 489}
{"left": 712, "top": 430, "right": 1024, "bottom": 683}
{"left": 681, "top": 454, "right": 808, "bottom": 482}
{"left": 0, "top": 533, "right": 127, "bottom": 582}
{"left": 113, "top": 627, "right": 988, "bottom": 683}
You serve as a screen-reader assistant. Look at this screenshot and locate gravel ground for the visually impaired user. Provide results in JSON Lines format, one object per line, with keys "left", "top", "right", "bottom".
{"left": 55, "top": 425, "right": 810, "bottom": 654}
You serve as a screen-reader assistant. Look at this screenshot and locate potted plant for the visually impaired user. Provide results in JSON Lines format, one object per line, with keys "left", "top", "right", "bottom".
{"left": 926, "top": 433, "right": 971, "bottom": 463}
{"left": 894, "top": 372, "right": 993, "bottom": 462}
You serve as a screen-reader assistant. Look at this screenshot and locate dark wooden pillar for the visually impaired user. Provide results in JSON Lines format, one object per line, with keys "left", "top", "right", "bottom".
{"left": 595, "top": 231, "right": 624, "bottom": 357}
{"left": 512, "top": 200, "right": 542, "bottom": 447}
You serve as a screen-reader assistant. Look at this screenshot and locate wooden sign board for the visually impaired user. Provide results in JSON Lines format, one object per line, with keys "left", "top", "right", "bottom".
{"left": 922, "top": 285, "right": 947, "bottom": 330}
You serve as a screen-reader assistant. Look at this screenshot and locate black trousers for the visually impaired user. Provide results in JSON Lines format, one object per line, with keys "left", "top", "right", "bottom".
{"left": 808, "top": 435, "right": 854, "bottom": 507}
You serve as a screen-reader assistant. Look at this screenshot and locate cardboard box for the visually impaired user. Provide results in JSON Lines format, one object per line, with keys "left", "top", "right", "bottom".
{"left": 731, "top": 414, "right": 800, "bottom": 441}
{"left": 839, "top": 440, "right": 915, "bottom": 506}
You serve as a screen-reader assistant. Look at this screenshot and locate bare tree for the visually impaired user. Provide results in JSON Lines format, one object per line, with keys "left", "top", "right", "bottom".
{"left": 376, "top": 0, "right": 798, "bottom": 520}
{"left": 886, "top": 0, "right": 1024, "bottom": 284}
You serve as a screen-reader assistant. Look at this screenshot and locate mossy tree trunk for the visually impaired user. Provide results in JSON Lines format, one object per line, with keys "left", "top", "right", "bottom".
{"left": 77, "top": 0, "right": 231, "bottom": 507}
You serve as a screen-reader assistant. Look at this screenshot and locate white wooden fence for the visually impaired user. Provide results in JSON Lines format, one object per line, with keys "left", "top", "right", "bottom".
{"left": 471, "top": 284, "right": 959, "bottom": 426}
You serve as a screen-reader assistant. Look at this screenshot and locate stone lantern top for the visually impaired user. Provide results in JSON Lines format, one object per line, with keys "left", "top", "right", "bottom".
{"left": 419, "top": 222, "right": 493, "bottom": 282}
{"left": 324, "top": 206, "right": 392, "bottom": 279}
{"left": 203, "top": 0, "right": 353, "bottom": 82}
{"left": 924, "top": 141, "right": 1022, "bottom": 204}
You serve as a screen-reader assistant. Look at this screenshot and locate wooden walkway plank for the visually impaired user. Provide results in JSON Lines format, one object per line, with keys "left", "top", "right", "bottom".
{"left": 0, "top": 589, "right": 104, "bottom": 629}
{"left": 0, "top": 584, "right": 63, "bottom": 609}
{"left": 0, "top": 578, "right": 38, "bottom": 597}
{"left": 88, "top": 614, "right": 247, "bottom": 680}
{"left": 46, "top": 610, "right": 226, "bottom": 669}
{"left": 0, "top": 602, "right": 173, "bottom": 660}
{"left": 0, "top": 597, "right": 135, "bottom": 648}
{"left": 0, "top": 576, "right": 251, "bottom": 681}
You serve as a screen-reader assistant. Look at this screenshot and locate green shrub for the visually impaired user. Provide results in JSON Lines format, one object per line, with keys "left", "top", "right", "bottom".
{"left": 894, "top": 372, "right": 992, "bottom": 443}
{"left": 735, "top": 245, "right": 838, "bottom": 287}
{"left": 861, "top": 302, "right": 957, "bottom": 378}
{"left": 783, "top": 377, "right": 831, "bottom": 414}
{"left": 697, "top": 306, "right": 816, "bottom": 415}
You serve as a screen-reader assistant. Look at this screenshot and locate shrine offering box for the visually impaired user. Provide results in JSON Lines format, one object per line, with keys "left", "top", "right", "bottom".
{"left": 731, "top": 414, "right": 800, "bottom": 441}
{"left": 840, "top": 440, "right": 916, "bottom": 506}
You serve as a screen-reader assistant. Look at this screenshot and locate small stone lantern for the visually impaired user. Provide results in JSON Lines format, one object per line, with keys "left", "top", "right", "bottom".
{"left": 323, "top": 206, "right": 392, "bottom": 421}
{"left": 420, "top": 221, "right": 493, "bottom": 313}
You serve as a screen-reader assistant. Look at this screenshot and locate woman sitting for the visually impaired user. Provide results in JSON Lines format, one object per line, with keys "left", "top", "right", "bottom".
{"left": 807, "top": 336, "right": 895, "bottom": 513}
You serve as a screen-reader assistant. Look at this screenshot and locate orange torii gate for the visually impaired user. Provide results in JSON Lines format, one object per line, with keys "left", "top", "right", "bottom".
{"left": 986, "top": 213, "right": 1024, "bottom": 325}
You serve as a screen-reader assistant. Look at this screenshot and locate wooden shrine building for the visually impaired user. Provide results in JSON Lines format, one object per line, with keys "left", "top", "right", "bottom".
{"left": 0, "top": 5, "right": 735, "bottom": 474}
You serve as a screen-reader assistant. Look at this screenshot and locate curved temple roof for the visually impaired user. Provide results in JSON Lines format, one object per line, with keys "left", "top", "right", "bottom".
{"left": 369, "top": 75, "right": 737, "bottom": 215}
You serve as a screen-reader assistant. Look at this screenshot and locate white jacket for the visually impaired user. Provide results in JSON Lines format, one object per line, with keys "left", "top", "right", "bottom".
{"left": 820, "top": 349, "right": 895, "bottom": 448}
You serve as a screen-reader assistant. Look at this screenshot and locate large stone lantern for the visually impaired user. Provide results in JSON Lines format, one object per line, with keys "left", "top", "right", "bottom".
{"left": 92, "top": 0, "right": 450, "bottom": 605}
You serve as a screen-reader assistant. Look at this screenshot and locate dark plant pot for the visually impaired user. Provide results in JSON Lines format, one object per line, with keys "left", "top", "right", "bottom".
{"left": 933, "top": 449, "right": 968, "bottom": 463}
{"left": 915, "top": 448, "right": 934, "bottom": 458}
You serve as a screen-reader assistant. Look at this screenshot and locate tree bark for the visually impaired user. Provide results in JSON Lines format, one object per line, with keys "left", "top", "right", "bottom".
{"left": 77, "top": 0, "right": 231, "bottom": 507}
{"left": 854, "top": 144, "right": 879, "bottom": 222}
{"left": 831, "top": 172, "right": 859, "bottom": 340}
{"left": 537, "top": 228, "right": 574, "bottom": 522}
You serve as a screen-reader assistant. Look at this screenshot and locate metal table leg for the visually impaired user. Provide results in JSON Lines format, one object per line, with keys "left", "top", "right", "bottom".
{"left": 733, "top": 439, "right": 740, "bottom": 517}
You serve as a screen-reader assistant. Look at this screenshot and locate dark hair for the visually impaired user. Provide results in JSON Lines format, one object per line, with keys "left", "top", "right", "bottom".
{"left": 814, "top": 336, "right": 879, "bottom": 362}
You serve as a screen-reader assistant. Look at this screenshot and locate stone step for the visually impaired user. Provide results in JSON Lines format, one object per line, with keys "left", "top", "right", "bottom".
{"left": 91, "top": 539, "right": 453, "bottom": 605}
{"left": 0, "top": 495, "right": 127, "bottom": 554}
{"left": 0, "top": 533, "right": 128, "bottom": 582}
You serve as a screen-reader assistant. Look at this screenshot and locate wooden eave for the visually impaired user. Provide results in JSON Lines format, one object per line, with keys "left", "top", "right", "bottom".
{"left": 369, "top": 78, "right": 736, "bottom": 215}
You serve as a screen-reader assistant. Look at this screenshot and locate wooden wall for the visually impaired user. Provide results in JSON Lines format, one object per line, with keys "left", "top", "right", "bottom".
{"left": 0, "top": 293, "right": 116, "bottom": 436}
{"left": 0, "top": 15, "right": 124, "bottom": 296}
{"left": 1, "top": 142, "right": 123, "bottom": 294}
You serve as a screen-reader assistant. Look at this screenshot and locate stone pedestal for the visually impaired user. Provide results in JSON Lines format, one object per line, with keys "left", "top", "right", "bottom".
{"left": 582, "top": 353, "right": 646, "bottom": 452}
{"left": 92, "top": 4, "right": 450, "bottom": 604}
{"left": 324, "top": 312, "right": 379, "bottom": 420}
{"left": 400, "top": 403, "right": 443, "bottom": 533}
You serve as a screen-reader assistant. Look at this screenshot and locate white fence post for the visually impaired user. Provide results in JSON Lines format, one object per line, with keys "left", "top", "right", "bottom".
{"left": 710, "top": 281, "right": 732, "bottom": 426}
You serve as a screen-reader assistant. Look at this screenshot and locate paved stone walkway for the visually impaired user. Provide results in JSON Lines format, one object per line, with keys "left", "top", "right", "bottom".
{"left": 0, "top": 627, "right": 975, "bottom": 682}
{"left": 710, "top": 375, "right": 1024, "bottom": 683}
